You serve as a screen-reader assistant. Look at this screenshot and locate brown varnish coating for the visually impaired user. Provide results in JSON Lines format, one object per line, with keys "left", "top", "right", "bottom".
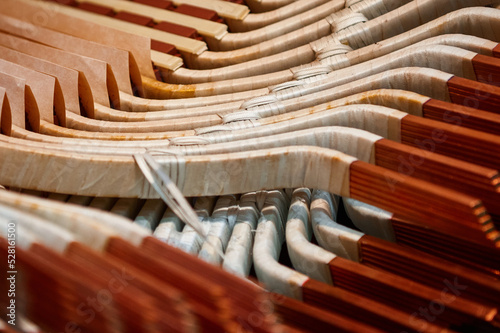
{"left": 0, "top": 239, "right": 143, "bottom": 332}
{"left": 359, "top": 234, "right": 500, "bottom": 307}
{"left": 301, "top": 278, "right": 450, "bottom": 333}
{"left": 141, "top": 236, "right": 278, "bottom": 333}
{"left": 472, "top": 54, "right": 500, "bottom": 88}
{"left": 349, "top": 161, "right": 497, "bottom": 246}
{"left": 150, "top": 40, "right": 180, "bottom": 56}
{"left": 400, "top": 114, "right": 500, "bottom": 171}
{"left": 422, "top": 98, "right": 500, "bottom": 135}
{"left": 328, "top": 257, "right": 499, "bottom": 329}
{"left": 104, "top": 237, "right": 235, "bottom": 332}
{"left": 77, "top": 2, "right": 115, "bottom": 16}
{"left": 30, "top": 244, "right": 162, "bottom": 333}
{"left": 133, "top": 0, "right": 175, "bottom": 10}
{"left": 65, "top": 241, "right": 193, "bottom": 332}
{"left": 114, "top": 11, "right": 155, "bottom": 27}
{"left": 390, "top": 216, "right": 500, "bottom": 278}
{"left": 374, "top": 138, "right": 500, "bottom": 224}
{"left": 270, "top": 292, "right": 385, "bottom": 333}
{"left": 447, "top": 76, "right": 500, "bottom": 114}
{"left": 174, "top": 4, "right": 223, "bottom": 23}
{"left": 155, "top": 21, "right": 202, "bottom": 40}
{"left": 492, "top": 43, "right": 500, "bottom": 58}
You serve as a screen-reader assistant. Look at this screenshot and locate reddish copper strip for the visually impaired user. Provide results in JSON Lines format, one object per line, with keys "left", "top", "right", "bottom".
{"left": 349, "top": 161, "right": 497, "bottom": 246}
{"left": 400, "top": 114, "right": 500, "bottom": 171}
{"left": 359, "top": 234, "right": 500, "bottom": 307}
{"left": 422, "top": 98, "right": 500, "bottom": 135}
{"left": 447, "top": 77, "right": 500, "bottom": 114}
{"left": 271, "top": 292, "right": 385, "bottom": 333}
{"left": 390, "top": 216, "right": 500, "bottom": 277}
{"left": 374, "top": 138, "right": 500, "bottom": 220}
{"left": 472, "top": 54, "right": 500, "bottom": 87}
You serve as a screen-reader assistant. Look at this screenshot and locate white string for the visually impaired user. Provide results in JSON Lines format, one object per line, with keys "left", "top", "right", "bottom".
{"left": 133, "top": 153, "right": 226, "bottom": 260}
{"left": 222, "top": 110, "right": 262, "bottom": 123}
{"left": 270, "top": 80, "right": 303, "bottom": 93}
{"left": 292, "top": 65, "right": 332, "bottom": 80}
{"left": 169, "top": 136, "right": 211, "bottom": 146}
{"left": 240, "top": 95, "right": 279, "bottom": 109}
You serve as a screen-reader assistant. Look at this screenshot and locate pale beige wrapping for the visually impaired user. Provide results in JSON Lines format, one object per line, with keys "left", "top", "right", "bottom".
{"left": 253, "top": 215, "right": 308, "bottom": 299}
{"left": 223, "top": 193, "right": 259, "bottom": 277}
{"left": 63, "top": 112, "right": 221, "bottom": 133}
{"left": 222, "top": 213, "right": 255, "bottom": 276}
{"left": 253, "top": 190, "right": 308, "bottom": 298}
{"left": 0, "top": 216, "right": 38, "bottom": 251}
{"left": 99, "top": 81, "right": 429, "bottom": 124}
{"left": 0, "top": 59, "right": 57, "bottom": 125}
{"left": 332, "top": 0, "right": 499, "bottom": 50}
{"left": 0, "top": 87, "right": 12, "bottom": 134}
{"left": 0, "top": 121, "right": 381, "bottom": 164}
{"left": 343, "top": 198, "right": 396, "bottom": 242}
{"left": 11, "top": 0, "right": 155, "bottom": 79}
{"left": 166, "top": 8, "right": 500, "bottom": 87}
{"left": 208, "top": 0, "right": 345, "bottom": 51}
{"left": 0, "top": 143, "right": 357, "bottom": 198}
{"left": 173, "top": 0, "right": 250, "bottom": 20}
{"left": 342, "top": 9, "right": 500, "bottom": 66}
{"left": 268, "top": 69, "right": 452, "bottom": 124}
{"left": 326, "top": 89, "right": 428, "bottom": 118}
{"left": 36, "top": 53, "right": 457, "bottom": 124}
{"left": 327, "top": 9, "right": 368, "bottom": 34}
{"left": 286, "top": 188, "right": 336, "bottom": 285}
{"left": 162, "top": 61, "right": 294, "bottom": 85}
{"left": 150, "top": 50, "right": 183, "bottom": 73}
{"left": 0, "top": 31, "right": 110, "bottom": 107}
{"left": 153, "top": 208, "right": 184, "bottom": 246}
{"left": 149, "top": 3, "right": 498, "bottom": 92}
{"left": 245, "top": 0, "right": 302, "bottom": 14}
{"left": 8, "top": 126, "right": 171, "bottom": 148}
{"left": 38, "top": 1, "right": 206, "bottom": 55}
{"left": 137, "top": 68, "right": 275, "bottom": 98}
{"left": 191, "top": 18, "right": 330, "bottom": 69}
{"left": 349, "top": 0, "right": 396, "bottom": 19}
{"left": 80, "top": 0, "right": 227, "bottom": 39}
{"left": 0, "top": 12, "right": 132, "bottom": 95}
{"left": 35, "top": 121, "right": 190, "bottom": 140}
{"left": 0, "top": 190, "right": 151, "bottom": 248}
{"left": 0, "top": 45, "right": 81, "bottom": 115}
{"left": 278, "top": 44, "right": 475, "bottom": 105}
{"left": 0, "top": 72, "right": 26, "bottom": 128}
{"left": 412, "top": 34, "right": 497, "bottom": 57}
{"left": 134, "top": 199, "right": 166, "bottom": 231}
{"left": 4, "top": 40, "right": 460, "bottom": 123}
{"left": 183, "top": 126, "right": 380, "bottom": 164}
{"left": 225, "top": 49, "right": 456, "bottom": 122}
{"left": 0, "top": 204, "right": 74, "bottom": 253}
{"left": 198, "top": 196, "right": 236, "bottom": 264}
{"left": 310, "top": 190, "right": 362, "bottom": 262}
{"left": 0, "top": 203, "right": 109, "bottom": 253}
{"left": 121, "top": 85, "right": 269, "bottom": 111}
{"left": 323, "top": 32, "right": 494, "bottom": 69}
{"left": 204, "top": 104, "right": 407, "bottom": 145}
{"left": 176, "top": 147, "right": 356, "bottom": 198}
{"left": 9, "top": 96, "right": 412, "bottom": 148}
